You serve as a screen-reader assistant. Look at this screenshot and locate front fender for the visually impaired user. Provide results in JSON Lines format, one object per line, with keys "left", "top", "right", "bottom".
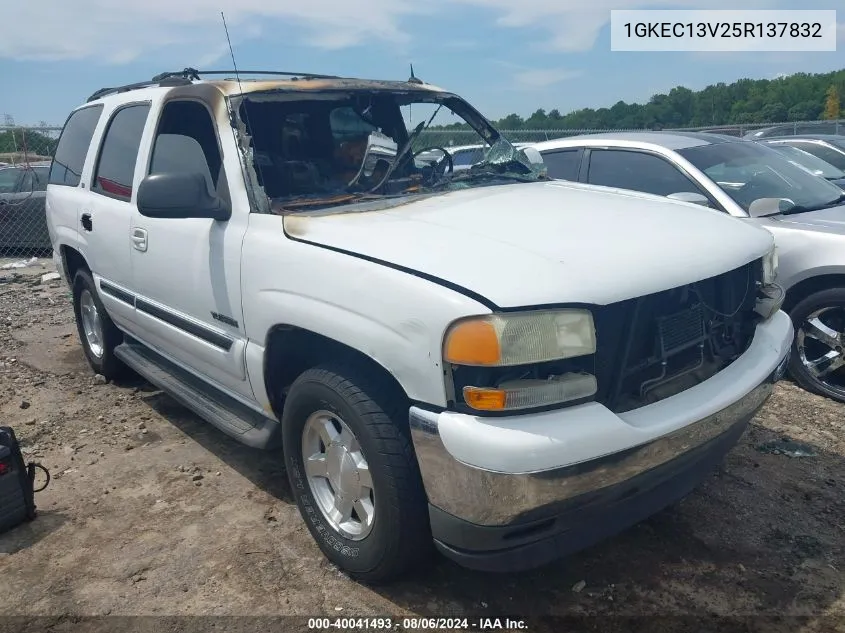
{"left": 241, "top": 216, "right": 491, "bottom": 407}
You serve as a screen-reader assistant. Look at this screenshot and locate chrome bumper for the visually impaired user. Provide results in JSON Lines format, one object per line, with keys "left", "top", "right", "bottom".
{"left": 410, "top": 356, "right": 785, "bottom": 527}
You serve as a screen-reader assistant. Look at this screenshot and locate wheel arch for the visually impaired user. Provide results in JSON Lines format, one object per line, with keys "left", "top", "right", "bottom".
{"left": 262, "top": 324, "right": 412, "bottom": 422}
{"left": 783, "top": 273, "right": 845, "bottom": 314}
{"left": 58, "top": 244, "right": 90, "bottom": 283}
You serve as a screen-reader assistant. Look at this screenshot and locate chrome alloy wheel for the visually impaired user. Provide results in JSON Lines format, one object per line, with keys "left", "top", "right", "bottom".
{"left": 301, "top": 410, "right": 375, "bottom": 540}
{"left": 797, "top": 307, "right": 845, "bottom": 397}
{"left": 79, "top": 289, "right": 105, "bottom": 359}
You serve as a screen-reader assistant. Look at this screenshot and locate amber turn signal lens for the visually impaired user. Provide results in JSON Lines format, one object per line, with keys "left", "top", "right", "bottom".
{"left": 462, "top": 387, "right": 507, "bottom": 411}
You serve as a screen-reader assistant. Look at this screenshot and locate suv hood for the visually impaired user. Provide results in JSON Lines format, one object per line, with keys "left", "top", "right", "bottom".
{"left": 284, "top": 181, "right": 773, "bottom": 308}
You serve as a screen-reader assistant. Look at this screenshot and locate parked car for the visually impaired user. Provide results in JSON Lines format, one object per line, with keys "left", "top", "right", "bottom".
{"left": 760, "top": 135, "right": 845, "bottom": 172}
{"left": 529, "top": 132, "right": 845, "bottom": 403}
{"left": 744, "top": 122, "right": 845, "bottom": 139}
{"left": 47, "top": 70, "right": 790, "bottom": 581}
{"left": 415, "top": 143, "right": 487, "bottom": 172}
{"left": 759, "top": 141, "right": 845, "bottom": 189}
{"left": 0, "top": 162, "right": 52, "bottom": 251}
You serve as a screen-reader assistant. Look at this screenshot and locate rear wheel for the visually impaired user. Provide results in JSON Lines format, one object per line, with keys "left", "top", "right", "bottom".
{"left": 788, "top": 288, "right": 845, "bottom": 402}
{"left": 72, "top": 270, "right": 127, "bottom": 380}
{"left": 282, "top": 363, "right": 431, "bottom": 582}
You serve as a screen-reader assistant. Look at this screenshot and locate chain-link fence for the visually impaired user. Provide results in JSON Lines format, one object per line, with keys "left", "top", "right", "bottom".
{"left": 1, "top": 118, "right": 843, "bottom": 263}
{"left": 0, "top": 126, "right": 61, "bottom": 263}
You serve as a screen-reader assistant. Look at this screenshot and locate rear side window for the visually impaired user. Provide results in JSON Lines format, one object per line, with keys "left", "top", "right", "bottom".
{"left": 542, "top": 149, "right": 582, "bottom": 181}
{"left": 93, "top": 104, "right": 151, "bottom": 200}
{"left": 49, "top": 105, "right": 103, "bottom": 187}
{"left": 330, "top": 106, "right": 377, "bottom": 141}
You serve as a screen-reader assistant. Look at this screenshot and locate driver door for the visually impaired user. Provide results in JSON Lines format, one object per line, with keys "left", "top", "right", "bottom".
{"left": 128, "top": 99, "right": 253, "bottom": 400}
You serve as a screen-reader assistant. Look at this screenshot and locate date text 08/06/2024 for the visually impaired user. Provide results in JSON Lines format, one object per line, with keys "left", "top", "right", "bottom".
{"left": 307, "top": 617, "right": 529, "bottom": 630}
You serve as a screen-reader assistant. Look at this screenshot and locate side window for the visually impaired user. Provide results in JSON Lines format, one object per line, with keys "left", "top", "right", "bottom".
{"left": 33, "top": 167, "right": 49, "bottom": 191}
{"left": 587, "top": 150, "right": 703, "bottom": 197}
{"left": 19, "top": 170, "right": 34, "bottom": 192}
{"left": 541, "top": 149, "right": 582, "bottom": 181}
{"left": 0, "top": 168, "right": 21, "bottom": 193}
{"left": 93, "top": 104, "right": 150, "bottom": 200}
{"left": 149, "top": 101, "right": 223, "bottom": 194}
{"left": 330, "top": 107, "right": 377, "bottom": 141}
{"left": 453, "top": 147, "right": 486, "bottom": 167}
{"left": 49, "top": 105, "right": 103, "bottom": 187}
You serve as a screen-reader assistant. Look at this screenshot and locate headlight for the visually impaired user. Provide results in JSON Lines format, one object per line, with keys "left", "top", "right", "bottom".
{"left": 762, "top": 245, "right": 778, "bottom": 285}
{"left": 443, "top": 309, "right": 597, "bottom": 367}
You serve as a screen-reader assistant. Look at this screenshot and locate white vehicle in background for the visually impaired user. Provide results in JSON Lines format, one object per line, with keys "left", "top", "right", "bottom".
{"left": 415, "top": 143, "right": 487, "bottom": 172}
{"left": 47, "top": 69, "right": 790, "bottom": 581}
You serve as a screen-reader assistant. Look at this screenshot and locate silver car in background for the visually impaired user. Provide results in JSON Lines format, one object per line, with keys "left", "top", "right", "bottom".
{"left": 760, "top": 135, "right": 845, "bottom": 173}
{"left": 759, "top": 141, "right": 845, "bottom": 189}
{"left": 529, "top": 132, "right": 845, "bottom": 403}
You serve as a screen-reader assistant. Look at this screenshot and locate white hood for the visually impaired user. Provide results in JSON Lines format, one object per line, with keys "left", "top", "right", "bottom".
{"left": 284, "top": 181, "right": 773, "bottom": 308}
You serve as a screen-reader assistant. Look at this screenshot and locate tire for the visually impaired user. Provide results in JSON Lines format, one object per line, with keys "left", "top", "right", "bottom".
{"left": 788, "top": 287, "right": 845, "bottom": 403}
{"left": 71, "top": 269, "right": 127, "bottom": 380}
{"left": 281, "top": 363, "right": 431, "bottom": 582}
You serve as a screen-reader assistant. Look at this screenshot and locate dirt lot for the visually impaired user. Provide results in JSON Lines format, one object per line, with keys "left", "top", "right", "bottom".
{"left": 0, "top": 261, "right": 843, "bottom": 632}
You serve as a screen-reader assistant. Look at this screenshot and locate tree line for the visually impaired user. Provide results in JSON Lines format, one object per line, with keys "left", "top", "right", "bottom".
{"left": 0, "top": 127, "right": 58, "bottom": 158}
{"left": 437, "top": 68, "right": 845, "bottom": 131}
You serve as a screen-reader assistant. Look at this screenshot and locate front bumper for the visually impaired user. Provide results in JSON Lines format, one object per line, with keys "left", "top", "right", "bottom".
{"left": 409, "top": 309, "right": 793, "bottom": 572}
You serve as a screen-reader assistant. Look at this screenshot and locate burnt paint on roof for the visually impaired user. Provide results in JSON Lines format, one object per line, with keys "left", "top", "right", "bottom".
{"left": 206, "top": 77, "right": 446, "bottom": 96}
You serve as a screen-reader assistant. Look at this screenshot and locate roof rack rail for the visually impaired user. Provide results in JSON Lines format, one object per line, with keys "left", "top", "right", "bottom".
{"left": 87, "top": 67, "right": 342, "bottom": 102}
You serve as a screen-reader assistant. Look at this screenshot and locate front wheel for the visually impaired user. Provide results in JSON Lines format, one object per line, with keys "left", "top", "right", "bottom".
{"left": 788, "top": 287, "right": 845, "bottom": 402}
{"left": 281, "top": 364, "right": 431, "bottom": 583}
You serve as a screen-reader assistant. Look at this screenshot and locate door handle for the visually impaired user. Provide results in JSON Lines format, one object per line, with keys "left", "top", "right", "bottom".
{"left": 131, "top": 228, "right": 148, "bottom": 252}
{"left": 81, "top": 212, "right": 93, "bottom": 232}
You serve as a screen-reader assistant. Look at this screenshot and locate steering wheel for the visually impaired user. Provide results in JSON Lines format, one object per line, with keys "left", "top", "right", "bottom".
{"left": 412, "top": 146, "right": 453, "bottom": 184}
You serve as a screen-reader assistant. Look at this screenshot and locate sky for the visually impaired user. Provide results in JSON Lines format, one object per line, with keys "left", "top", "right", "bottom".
{"left": 1, "top": 1, "right": 843, "bottom": 127}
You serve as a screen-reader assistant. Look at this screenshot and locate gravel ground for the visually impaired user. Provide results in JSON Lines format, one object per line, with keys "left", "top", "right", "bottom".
{"left": 0, "top": 261, "right": 843, "bottom": 633}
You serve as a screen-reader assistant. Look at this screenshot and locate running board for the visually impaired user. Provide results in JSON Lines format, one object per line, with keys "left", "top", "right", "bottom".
{"left": 114, "top": 341, "right": 280, "bottom": 449}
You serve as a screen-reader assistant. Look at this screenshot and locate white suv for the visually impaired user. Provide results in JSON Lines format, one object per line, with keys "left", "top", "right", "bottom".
{"left": 46, "top": 69, "right": 792, "bottom": 582}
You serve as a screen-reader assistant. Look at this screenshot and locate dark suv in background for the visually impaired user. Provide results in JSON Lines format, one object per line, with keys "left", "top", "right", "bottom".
{"left": 0, "top": 162, "right": 52, "bottom": 251}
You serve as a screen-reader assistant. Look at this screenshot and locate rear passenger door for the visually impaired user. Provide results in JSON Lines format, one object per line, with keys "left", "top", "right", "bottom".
{"left": 47, "top": 104, "right": 104, "bottom": 261}
{"left": 81, "top": 102, "right": 151, "bottom": 331}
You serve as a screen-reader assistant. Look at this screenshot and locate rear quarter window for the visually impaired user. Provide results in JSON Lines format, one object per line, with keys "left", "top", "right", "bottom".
{"left": 49, "top": 105, "right": 104, "bottom": 187}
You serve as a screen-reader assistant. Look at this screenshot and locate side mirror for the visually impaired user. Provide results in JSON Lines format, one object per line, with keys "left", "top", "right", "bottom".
{"left": 520, "top": 147, "right": 545, "bottom": 166}
{"left": 748, "top": 197, "right": 795, "bottom": 218}
{"left": 137, "top": 172, "right": 230, "bottom": 221}
{"left": 667, "top": 191, "right": 710, "bottom": 207}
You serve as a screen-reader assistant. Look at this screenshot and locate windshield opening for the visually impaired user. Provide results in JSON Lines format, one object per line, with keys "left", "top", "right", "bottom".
{"left": 766, "top": 144, "right": 845, "bottom": 180}
{"left": 233, "top": 90, "right": 545, "bottom": 214}
{"left": 678, "top": 141, "right": 845, "bottom": 214}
